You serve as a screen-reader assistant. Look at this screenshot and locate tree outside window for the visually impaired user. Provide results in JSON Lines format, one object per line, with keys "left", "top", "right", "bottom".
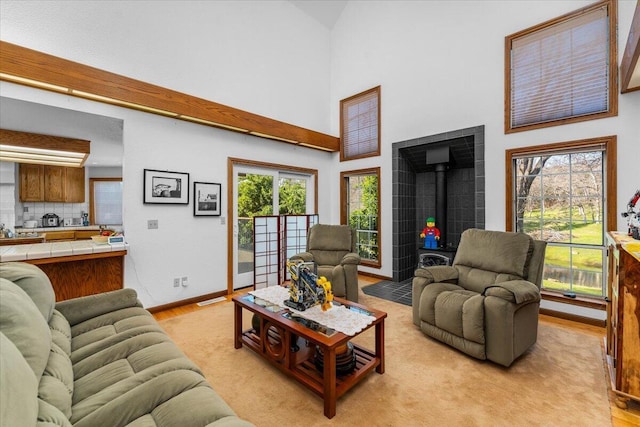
{"left": 341, "top": 168, "right": 380, "bottom": 267}
{"left": 506, "top": 137, "right": 617, "bottom": 298}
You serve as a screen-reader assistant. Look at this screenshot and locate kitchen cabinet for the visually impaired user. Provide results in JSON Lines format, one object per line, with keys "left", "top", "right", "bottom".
{"left": 44, "top": 166, "right": 65, "bottom": 202}
{"left": 19, "top": 164, "right": 85, "bottom": 202}
{"left": 43, "top": 229, "right": 112, "bottom": 242}
{"left": 605, "top": 232, "right": 640, "bottom": 409}
{"left": 19, "top": 164, "right": 45, "bottom": 202}
{"left": 44, "top": 231, "right": 76, "bottom": 242}
{"left": 64, "top": 167, "right": 85, "bottom": 202}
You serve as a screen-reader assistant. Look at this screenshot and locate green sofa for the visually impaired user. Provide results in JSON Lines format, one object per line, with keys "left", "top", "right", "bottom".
{"left": 0, "top": 262, "right": 253, "bottom": 427}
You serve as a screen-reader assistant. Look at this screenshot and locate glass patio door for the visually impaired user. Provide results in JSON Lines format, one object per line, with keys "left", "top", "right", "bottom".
{"left": 233, "top": 166, "right": 312, "bottom": 289}
{"left": 234, "top": 168, "right": 276, "bottom": 289}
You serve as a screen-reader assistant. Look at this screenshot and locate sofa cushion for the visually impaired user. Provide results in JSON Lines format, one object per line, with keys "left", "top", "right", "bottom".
{"left": 0, "top": 261, "right": 56, "bottom": 322}
{"left": 0, "top": 332, "right": 39, "bottom": 427}
{"left": 39, "top": 340, "right": 74, "bottom": 419}
{"left": 71, "top": 368, "right": 232, "bottom": 427}
{"left": 0, "top": 278, "right": 52, "bottom": 380}
{"left": 50, "top": 309, "right": 72, "bottom": 357}
{"left": 453, "top": 229, "right": 533, "bottom": 281}
{"left": 37, "top": 398, "right": 72, "bottom": 427}
{"left": 434, "top": 290, "right": 485, "bottom": 345}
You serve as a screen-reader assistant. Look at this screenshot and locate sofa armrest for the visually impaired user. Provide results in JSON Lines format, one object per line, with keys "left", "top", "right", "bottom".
{"left": 412, "top": 266, "right": 459, "bottom": 326}
{"left": 341, "top": 252, "right": 361, "bottom": 265}
{"left": 289, "top": 252, "right": 314, "bottom": 263}
{"left": 414, "top": 265, "right": 459, "bottom": 283}
{"left": 55, "top": 288, "right": 142, "bottom": 326}
{"left": 483, "top": 280, "right": 540, "bottom": 304}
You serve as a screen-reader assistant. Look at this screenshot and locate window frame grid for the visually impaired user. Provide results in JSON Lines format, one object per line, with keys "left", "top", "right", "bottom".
{"left": 505, "top": 136, "right": 617, "bottom": 300}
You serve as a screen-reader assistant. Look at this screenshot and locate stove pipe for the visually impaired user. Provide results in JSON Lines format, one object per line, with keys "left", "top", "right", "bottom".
{"left": 435, "top": 163, "right": 447, "bottom": 248}
{"left": 427, "top": 145, "right": 449, "bottom": 249}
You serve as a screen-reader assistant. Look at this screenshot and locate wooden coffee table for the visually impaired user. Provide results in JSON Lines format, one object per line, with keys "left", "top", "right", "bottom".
{"left": 233, "top": 292, "right": 386, "bottom": 419}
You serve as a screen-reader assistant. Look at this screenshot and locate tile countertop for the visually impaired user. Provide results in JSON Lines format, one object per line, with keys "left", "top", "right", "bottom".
{"left": 0, "top": 240, "right": 129, "bottom": 262}
{"left": 15, "top": 226, "right": 103, "bottom": 233}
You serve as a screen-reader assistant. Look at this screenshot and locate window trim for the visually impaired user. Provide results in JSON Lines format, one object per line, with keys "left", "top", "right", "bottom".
{"left": 340, "top": 167, "right": 381, "bottom": 268}
{"left": 504, "top": 0, "right": 618, "bottom": 134}
{"left": 505, "top": 136, "right": 617, "bottom": 306}
{"left": 340, "top": 86, "right": 381, "bottom": 161}
{"left": 89, "top": 177, "right": 122, "bottom": 225}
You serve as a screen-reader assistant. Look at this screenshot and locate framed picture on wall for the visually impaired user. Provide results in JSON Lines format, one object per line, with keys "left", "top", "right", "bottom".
{"left": 194, "top": 182, "right": 221, "bottom": 216}
{"left": 143, "top": 169, "right": 190, "bottom": 204}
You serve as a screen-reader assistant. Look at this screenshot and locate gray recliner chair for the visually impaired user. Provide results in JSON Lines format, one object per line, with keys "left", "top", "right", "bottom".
{"left": 412, "top": 228, "right": 547, "bottom": 367}
{"left": 290, "top": 224, "right": 361, "bottom": 302}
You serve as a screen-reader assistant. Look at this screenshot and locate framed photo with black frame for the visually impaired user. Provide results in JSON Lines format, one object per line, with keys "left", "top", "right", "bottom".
{"left": 143, "top": 169, "right": 190, "bottom": 204}
{"left": 193, "top": 181, "right": 221, "bottom": 216}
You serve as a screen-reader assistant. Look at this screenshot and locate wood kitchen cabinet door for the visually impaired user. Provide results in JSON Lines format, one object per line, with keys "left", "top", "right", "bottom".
{"left": 19, "top": 164, "right": 45, "bottom": 202}
{"left": 65, "top": 167, "right": 85, "bottom": 202}
{"left": 44, "top": 166, "right": 65, "bottom": 202}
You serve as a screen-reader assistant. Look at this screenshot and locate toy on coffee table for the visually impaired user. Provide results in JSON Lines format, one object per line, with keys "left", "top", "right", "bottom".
{"left": 420, "top": 217, "right": 440, "bottom": 249}
{"left": 285, "top": 259, "right": 333, "bottom": 311}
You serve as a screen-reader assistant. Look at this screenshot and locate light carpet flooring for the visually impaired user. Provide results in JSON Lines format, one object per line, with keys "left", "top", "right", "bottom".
{"left": 159, "top": 292, "right": 611, "bottom": 426}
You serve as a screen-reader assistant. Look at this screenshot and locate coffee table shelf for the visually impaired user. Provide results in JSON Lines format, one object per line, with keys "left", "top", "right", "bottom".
{"left": 233, "top": 294, "right": 386, "bottom": 418}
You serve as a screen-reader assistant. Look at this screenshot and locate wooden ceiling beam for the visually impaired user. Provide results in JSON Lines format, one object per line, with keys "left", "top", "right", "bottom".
{"left": 0, "top": 41, "right": 339, "bottom": 151}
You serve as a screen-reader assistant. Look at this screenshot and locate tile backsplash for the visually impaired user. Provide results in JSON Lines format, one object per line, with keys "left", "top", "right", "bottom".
{"left": 19, "top": 201, "right": 89, "bottom": 226}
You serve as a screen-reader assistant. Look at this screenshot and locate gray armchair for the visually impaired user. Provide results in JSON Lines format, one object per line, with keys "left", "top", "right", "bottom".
{"left": 412, "top": 228, "right": 547, "bottom": 367}
{"left": 290, "top": 224, "right": 361, "bottom": 302}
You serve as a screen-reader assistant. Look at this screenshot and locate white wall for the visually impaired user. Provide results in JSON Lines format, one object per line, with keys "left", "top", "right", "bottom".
{"left": 0, "top": 0, "right": 336, "bottom": 307}
{"left": 1, "top": 1, "right": 638, "bottom": 315}
{"left": 0, "top": 0, "right": 333, "bottom": 134}
{"left": 330, "top": 0, "right": 640, "bottom": 283}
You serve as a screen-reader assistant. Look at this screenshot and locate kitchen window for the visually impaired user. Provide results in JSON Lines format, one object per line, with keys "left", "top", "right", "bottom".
{"left": 90, "top": 178, "right": 122, "bottom": 225}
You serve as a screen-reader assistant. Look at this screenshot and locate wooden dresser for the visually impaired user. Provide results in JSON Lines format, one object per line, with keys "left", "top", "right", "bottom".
{"left": 605, "top": 231, "right": 640, "bottom": 409}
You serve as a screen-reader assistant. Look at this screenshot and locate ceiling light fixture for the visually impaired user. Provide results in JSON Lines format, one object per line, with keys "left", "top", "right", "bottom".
{"left": 0, "top": 129, "right": 90, "bottom": 167}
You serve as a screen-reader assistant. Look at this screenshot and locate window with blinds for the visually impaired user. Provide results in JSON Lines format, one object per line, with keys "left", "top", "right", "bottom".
{"left": 505, "top": 0, "right": 617, "bottom": 133}
{"left": 90, "top": 178, "right": 123, "bottom": 225}
{"left": 340, "top": 86, "right": 381, "bottom": 161}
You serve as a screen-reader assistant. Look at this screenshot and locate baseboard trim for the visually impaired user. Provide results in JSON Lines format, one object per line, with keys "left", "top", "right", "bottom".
{"left": 147, "top": 291, "right": 227, "bottom": 313}
{"left": 540, "top": 307, "right": 606, "bottom": 328}
{"left": 358, "top": 271, "right": 392, "bottom": 281}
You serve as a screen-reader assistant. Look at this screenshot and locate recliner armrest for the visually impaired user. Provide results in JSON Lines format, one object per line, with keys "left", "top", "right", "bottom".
{"left": 413, "top": 266, "right": 459, "bottom": 284}
{"left": 341, "top": 252, "right": 361, "bottom": 265}
{"left": 55, "top": 288, "right": 142, "bottom": 326}
{"left": 289, "top": 252, "right": 314, "bottom": 263}
{"left": 483, "top": 280, "right": 540, "bottom": 304}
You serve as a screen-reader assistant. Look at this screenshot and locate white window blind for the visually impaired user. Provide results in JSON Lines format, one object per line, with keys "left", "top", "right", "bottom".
{"left": 341, "top": 87, "right": 380, "bottom": 160}
{"left": 509, "top": 5, "right": 610, "bottom": 129}
{"left": 93, "top": 180, "right": 122, "bottom": 225}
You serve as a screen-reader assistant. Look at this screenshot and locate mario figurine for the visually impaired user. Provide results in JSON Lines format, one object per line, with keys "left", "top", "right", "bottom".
{"left": 420, "top": 217, "right": 440, "bottom": 249}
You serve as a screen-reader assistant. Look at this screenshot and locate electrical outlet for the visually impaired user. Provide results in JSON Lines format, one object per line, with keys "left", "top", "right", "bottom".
{"left": 220, "top": 217, "right": 226, "bottom": 225}
{"left": 148, "top": 219, "right": 159, "bottom": 229}
{"left": 181, "top": 276, "right": 189, "bottom": 287}
{"left": 173, "top": 278, "right": 180, "bottom": 288}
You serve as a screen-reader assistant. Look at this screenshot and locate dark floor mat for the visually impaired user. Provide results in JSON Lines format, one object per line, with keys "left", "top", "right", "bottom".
{"left": 362, "top": 278, "right": 413, "bottom": 306}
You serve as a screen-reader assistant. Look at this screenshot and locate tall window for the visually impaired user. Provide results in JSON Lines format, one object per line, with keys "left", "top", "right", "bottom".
{"left": 90, "top": 178, "right": 122, "bottom": 225}
{"left": 341, "top": 168, "right": 380, "bottom": 267}
{"left": 506, "top": 136, "right": 617, "bottom": 298}
{"left": 340, "top": 86, "right": 381, "bottom": 161}
{"left": 505, "top": 0, "right": 617, "bottom": 133}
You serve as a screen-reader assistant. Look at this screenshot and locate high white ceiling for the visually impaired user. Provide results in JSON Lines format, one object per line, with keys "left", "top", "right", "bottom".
{"left": 289, "top": 0, "right": 347, "bottom": 29}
